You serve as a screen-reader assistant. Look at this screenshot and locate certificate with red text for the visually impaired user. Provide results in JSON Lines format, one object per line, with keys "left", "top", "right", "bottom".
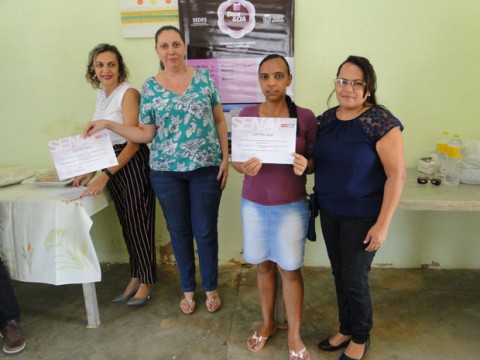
{"left": 48, "top": 131, "right": 118, "bottom": 180}
{"left": 231, "top": 117, "right": 296, "bottom": 164}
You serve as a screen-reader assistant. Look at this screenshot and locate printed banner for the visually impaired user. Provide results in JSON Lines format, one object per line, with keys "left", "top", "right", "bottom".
{"left": 120, "top": 0, "right": 179, "bottom": 38}
{"left": 178, "top": 0, "right": 294, "bottom": 105}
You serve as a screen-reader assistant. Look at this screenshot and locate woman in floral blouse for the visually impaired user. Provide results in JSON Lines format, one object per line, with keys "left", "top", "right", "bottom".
{"left": 84, "top": 26, "right": 229, "bottom": 314}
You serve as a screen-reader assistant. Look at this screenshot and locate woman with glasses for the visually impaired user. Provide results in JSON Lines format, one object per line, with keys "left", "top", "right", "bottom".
{"left": 232, "top": 54, "right": 317, "bottom": 360}
{"left": 312, "top": 55, "right": 406, "bottom": 360}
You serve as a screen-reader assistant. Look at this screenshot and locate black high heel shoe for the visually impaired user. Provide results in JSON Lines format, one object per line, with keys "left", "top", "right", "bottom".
{"left": 318, "top": 336, "right": 350, "bottom": 351}
{"left": 339, "top": 338, "right": 370, "bottom": 360}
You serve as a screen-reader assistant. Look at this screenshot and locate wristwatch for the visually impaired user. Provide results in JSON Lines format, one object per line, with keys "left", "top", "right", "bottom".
{"left": 103, "top": 169, "right": 113, "bottom": 178}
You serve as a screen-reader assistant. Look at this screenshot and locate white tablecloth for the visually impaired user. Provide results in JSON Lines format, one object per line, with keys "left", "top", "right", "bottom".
{"left": 0, "top": 184, "right": 108, "bottom": 285}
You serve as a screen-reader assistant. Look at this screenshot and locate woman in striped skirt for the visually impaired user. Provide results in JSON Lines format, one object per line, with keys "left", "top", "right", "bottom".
{"left": 74, "top": 44, "right": 156, "bottom": 306}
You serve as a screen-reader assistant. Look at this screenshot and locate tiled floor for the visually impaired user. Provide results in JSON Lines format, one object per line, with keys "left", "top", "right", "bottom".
{"left": 4, "top": 264, "right": 480, "bottom": 359}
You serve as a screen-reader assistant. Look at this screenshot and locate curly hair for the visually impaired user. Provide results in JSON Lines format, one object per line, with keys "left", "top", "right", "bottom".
{"left": 85, "top": 43, "right": 129, "bottom": 89}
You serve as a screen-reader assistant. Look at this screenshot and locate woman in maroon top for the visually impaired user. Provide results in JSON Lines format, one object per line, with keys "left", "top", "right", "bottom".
{"left": 232, "top": 54, "right": 317, "bottom": 360}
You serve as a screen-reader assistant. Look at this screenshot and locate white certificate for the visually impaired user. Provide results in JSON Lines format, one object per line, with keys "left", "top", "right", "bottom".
{"left": 231, "top": 117, "right": 296, "bottom": 164}
{"left": 48, "top": 131, "right": 119, "bottom": 180}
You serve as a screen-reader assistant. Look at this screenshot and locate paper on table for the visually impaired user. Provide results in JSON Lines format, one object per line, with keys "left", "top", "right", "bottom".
{"left": 48, "top": 131, "right": 118, "bottom": 180}
{"left": 56, "top": 187, "right": 86, "bottom": 200}
{"left": 231, "top": 117, "right": 296, "bottom": 164}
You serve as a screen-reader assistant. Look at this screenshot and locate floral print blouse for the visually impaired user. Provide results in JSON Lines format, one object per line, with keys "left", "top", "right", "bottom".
{"left": 139, "top": 67, "right": 222, "bottom": 172}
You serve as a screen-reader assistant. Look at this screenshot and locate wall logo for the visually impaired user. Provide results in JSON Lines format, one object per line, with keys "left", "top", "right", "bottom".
{"left": 217, "top": 0, "right": 256, "bottom": 39}
{"left": 192, "top": 17, "right": 208, "bottom": 26}
{"left": 263, "top": 14, "right": 285, "bottom": 24}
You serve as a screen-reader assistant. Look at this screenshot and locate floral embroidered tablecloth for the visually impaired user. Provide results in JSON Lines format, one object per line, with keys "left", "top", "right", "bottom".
{"left": 0, "top": 184, "right": 108, "bottom": 285}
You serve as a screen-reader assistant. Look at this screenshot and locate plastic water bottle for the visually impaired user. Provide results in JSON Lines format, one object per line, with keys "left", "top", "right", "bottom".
{"left": 444, "top": 134, "right": 463, "bottom": 185}
{"left": 436, "top": 131, "right": 449, "bottom": 176}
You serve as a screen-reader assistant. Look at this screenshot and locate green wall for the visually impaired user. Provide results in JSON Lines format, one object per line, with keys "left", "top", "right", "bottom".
{"left": 1, "top": 0, "right": 479, "bottom": 268}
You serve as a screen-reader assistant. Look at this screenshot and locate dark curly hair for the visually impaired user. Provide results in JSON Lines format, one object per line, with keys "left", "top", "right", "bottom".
{"left": 85, "top": 43, "right": 129, "bottom": 89}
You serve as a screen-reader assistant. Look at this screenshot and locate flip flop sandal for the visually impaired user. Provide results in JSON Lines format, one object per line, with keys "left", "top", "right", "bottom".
{"left": 206, "top": 293, "right": 222, "bottom": 313}
{"left": 289, "top": 348, "right": 310, "bottom": 360}
{"left": 246, "top": 331, "right": 270, "bottom": 352}
{"left": 179, "top": 298, "right": 195, "bottom": 315}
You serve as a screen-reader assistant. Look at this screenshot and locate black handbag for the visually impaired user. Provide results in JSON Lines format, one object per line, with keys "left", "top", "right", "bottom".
{"left": 307, "top": 192, "right": 319, "bottom": 241}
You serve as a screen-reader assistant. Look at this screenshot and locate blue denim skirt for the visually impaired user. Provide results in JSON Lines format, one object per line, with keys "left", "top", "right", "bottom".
{"left": 241, "top": 198, "right": 309, "bottom": 270}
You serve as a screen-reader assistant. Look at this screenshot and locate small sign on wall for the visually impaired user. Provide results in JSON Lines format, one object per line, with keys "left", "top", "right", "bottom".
{"left": 120, "top": 0, "right": 180, "bottom": 38}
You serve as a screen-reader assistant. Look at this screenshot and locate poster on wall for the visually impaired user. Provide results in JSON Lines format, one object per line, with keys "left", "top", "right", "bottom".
{"left": 178, "top": 0, "right": 294, "bottom": 105}
{"left": 120, "top": 0, "right": 180, "bottom": 38}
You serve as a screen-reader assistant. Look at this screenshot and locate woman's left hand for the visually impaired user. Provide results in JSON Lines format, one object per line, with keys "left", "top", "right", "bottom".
{"left": 292, "top": 153, "right": 308, "bottom": 176}
{"left": 363, "top": 223, "right": 388, "bottom": 252}
{"left": 80, "top": 174, "right": 108, "bottom": 198}
{"left": 217, "top": 159, "right": 229, "bottom": 190}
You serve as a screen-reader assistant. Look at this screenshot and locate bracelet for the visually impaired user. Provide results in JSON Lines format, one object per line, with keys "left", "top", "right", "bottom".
{"left": 103, "top": 169, "right": 113, "bottom": 179}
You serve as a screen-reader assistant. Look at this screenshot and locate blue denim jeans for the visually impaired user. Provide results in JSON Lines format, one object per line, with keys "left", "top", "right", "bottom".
{"left": 319, "top": 208, "right": 377, "bottom": 344}
{"left": 150, "top": 166, "right": 222, "bottom": 292}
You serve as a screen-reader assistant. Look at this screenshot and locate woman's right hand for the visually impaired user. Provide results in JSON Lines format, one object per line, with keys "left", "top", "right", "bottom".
{"left": 242, "top": 157, "right": 262, "bottom": 176}
{"left": 83, "top": 120, "right": 110, "bottom": 137}
{"left": 73, "top": 172, "right": 95, "bottom": 187}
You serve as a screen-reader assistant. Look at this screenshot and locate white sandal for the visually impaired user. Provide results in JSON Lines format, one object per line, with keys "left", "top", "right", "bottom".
{"left": 247, "top": 332, "right": 269, "bottom": 352}
{"left": 289, "top": 348, "right": 310, "bottom": 360}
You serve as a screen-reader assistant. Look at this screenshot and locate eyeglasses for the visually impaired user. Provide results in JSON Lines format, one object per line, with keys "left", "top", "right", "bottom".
{"left": 417, "top": 176, "right": 442, "bottom": 186}
{"left": 335, "top": 78, "right": 366, "bottom": 90}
